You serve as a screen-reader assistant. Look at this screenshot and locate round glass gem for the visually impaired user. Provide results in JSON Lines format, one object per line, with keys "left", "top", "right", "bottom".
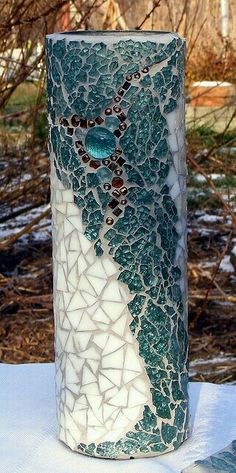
{"left": 85, "top": 126, "right": 116, "bottom": 160}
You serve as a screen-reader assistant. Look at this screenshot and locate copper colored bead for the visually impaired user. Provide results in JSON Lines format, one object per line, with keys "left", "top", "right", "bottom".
{"left": 104, "top": 183, "right": 111, "bottom": 191}
{"left": 116, "top": 147, "right": 122, "bottom": 154}
{"left": 113, "top": 207, "right": 122, "bottom": 216}
{"left": 118, "top": 112, "right": 126, "bottom": 122}
{"left": 105, "top": 108, "right": 112, "bottom": 115}
{"left": 106, "top": 217, "right": 114, "bottom": 225}
{"left": 114, "top": 129, "right": 121, "bottom": 138}
{"left": 126, "top": 74, "right": 132, "bottom": 81}
{"left": 120, "top": 186, "right": 128, "bottom": 195}
{"left": 80, "top": 118, "right": 87, "bottom": 128}
{"left": 88, "top": 120, "right": 95, "bottom": 127}
{"left": 112, "top": 189, "right": 120, "bottom": 198}
{"left": 82, "top": 154, "right": 90, "bottom": 163}
{"left": 113, "top": 105, "right": 121, "bottom": 113}
{"left": 59, "top": 117, "right": 69, "bottom": 126}
{"left": 109, "top": 198, "right": 119, "bottom": 209}
{"left": 71, "top": 114, "right": 80, "bottom": 127}
{"left": 123, "top": 81, "right": 131, "bottom": 90}
{"left": 112, "top": 177, "right": 123, "bottom": 188}
{"left": 67, "top": 127, "right": 73, "bottom": 136}
{"left": 117, "top": 157, "right": 125, "bottom": 166}
{"left": 119, "top": 122, "right": 127, "bottom": 131}
{"left": 114, "top": 96, "right": 121, "bottom": 102}
{"left": 108, "top": 162, "right": 117, "bottom": 171}
{"left": 95, "top": 116, "right": 104, "bottom": 125}
{"left": 90, "top": 160, "right": 101, "bottom": 169}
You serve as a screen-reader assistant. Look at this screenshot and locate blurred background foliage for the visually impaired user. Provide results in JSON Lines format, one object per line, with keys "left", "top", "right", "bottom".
{"left": 0, "top": 0, "right": 235, "bottom": 383}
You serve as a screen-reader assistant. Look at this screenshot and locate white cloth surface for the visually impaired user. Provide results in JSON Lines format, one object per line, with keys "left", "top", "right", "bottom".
{"left": 0, "top": 363, "right": 235, "bottom": 473}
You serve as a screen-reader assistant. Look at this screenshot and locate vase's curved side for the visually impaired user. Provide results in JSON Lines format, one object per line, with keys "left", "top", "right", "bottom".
{"left": 47, "top": 31, "right": 189, "bottom": 459}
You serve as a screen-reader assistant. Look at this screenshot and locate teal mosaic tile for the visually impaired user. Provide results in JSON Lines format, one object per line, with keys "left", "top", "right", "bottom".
{"left": 183, "top": 441, "right": 236, "bottom": 473}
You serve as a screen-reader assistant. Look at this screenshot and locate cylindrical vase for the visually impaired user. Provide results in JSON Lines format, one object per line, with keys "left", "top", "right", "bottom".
{"left": 46, "top": 30, "right": 189, "bottom": 460}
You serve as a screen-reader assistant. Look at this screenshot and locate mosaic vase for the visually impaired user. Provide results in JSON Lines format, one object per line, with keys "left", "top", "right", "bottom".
{"left": 46, "top": 30, "right": 189, "bottom": 460}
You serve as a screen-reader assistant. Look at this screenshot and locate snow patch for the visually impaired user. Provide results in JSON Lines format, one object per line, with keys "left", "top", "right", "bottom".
{"left": 197, "top": 214, "right": 224, "bottom": 223}
{"left": 0, "top": 204, "right": 51, "bottom": 243}
{"left": 231, "top": 245, "right": 236, "bottom": 257}
{"left": 219, "top": 255, "right": 234, "bottom": 273}
{"left": 194, "top": 173, "right": 225, "bottom": 183}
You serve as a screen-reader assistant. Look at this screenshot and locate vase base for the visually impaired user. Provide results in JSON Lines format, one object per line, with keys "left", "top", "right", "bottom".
{"left": 58, "top": 429, "right": 191, "bottom": 460}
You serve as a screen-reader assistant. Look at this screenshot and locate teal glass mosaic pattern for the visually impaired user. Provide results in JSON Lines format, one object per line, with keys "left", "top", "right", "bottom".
{"left": 183, "top": 440, "right": 236, "bottom": 473}
{"left": 46, "top": 31, "right": 189, "bottom": 459}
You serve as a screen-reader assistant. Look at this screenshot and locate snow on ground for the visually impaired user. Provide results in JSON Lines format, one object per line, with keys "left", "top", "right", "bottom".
{"left": 189, "top": 356, "right": 236, "bottom": 381}
{"left": 219, "top": 255, "right": 235, "bottom": 273}
{"left": 197, "top": 261, "right": 216, "bottom": 268}
{"left": 190, "top": 356, "right": 236, "bottom": 367}
{"left": 231, "top": 244, "right": 236, "bottom": 256}
{"left": 194, "top": 173, "right": 225, "bottom": 183}
{"left": 197, "top": 214, "right": 224, "bottom": 223}
{"left": 189, "top": 356, "right": 236, "bottom": 378}
{"left": 0, "top": 204, "right": 51, "bottom": 243}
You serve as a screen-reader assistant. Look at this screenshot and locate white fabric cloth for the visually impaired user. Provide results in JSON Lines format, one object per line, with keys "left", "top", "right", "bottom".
{"left": 0, "top": 363, "right": 235, "bottom": 473}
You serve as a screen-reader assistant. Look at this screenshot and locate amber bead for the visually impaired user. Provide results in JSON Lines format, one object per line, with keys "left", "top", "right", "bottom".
{"left": 82, "top": 154, "right": 90, "bottom": 163}
{"left": 112, "top": 177, "right": 123, "bottom": 188}
{"left": 90, "top": 160, "right": 101, "bottom": 169}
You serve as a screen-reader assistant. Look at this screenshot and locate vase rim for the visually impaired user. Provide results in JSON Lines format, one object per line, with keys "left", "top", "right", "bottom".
{"left": 47, "top": 30, "right": 185, "bottom": 41}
